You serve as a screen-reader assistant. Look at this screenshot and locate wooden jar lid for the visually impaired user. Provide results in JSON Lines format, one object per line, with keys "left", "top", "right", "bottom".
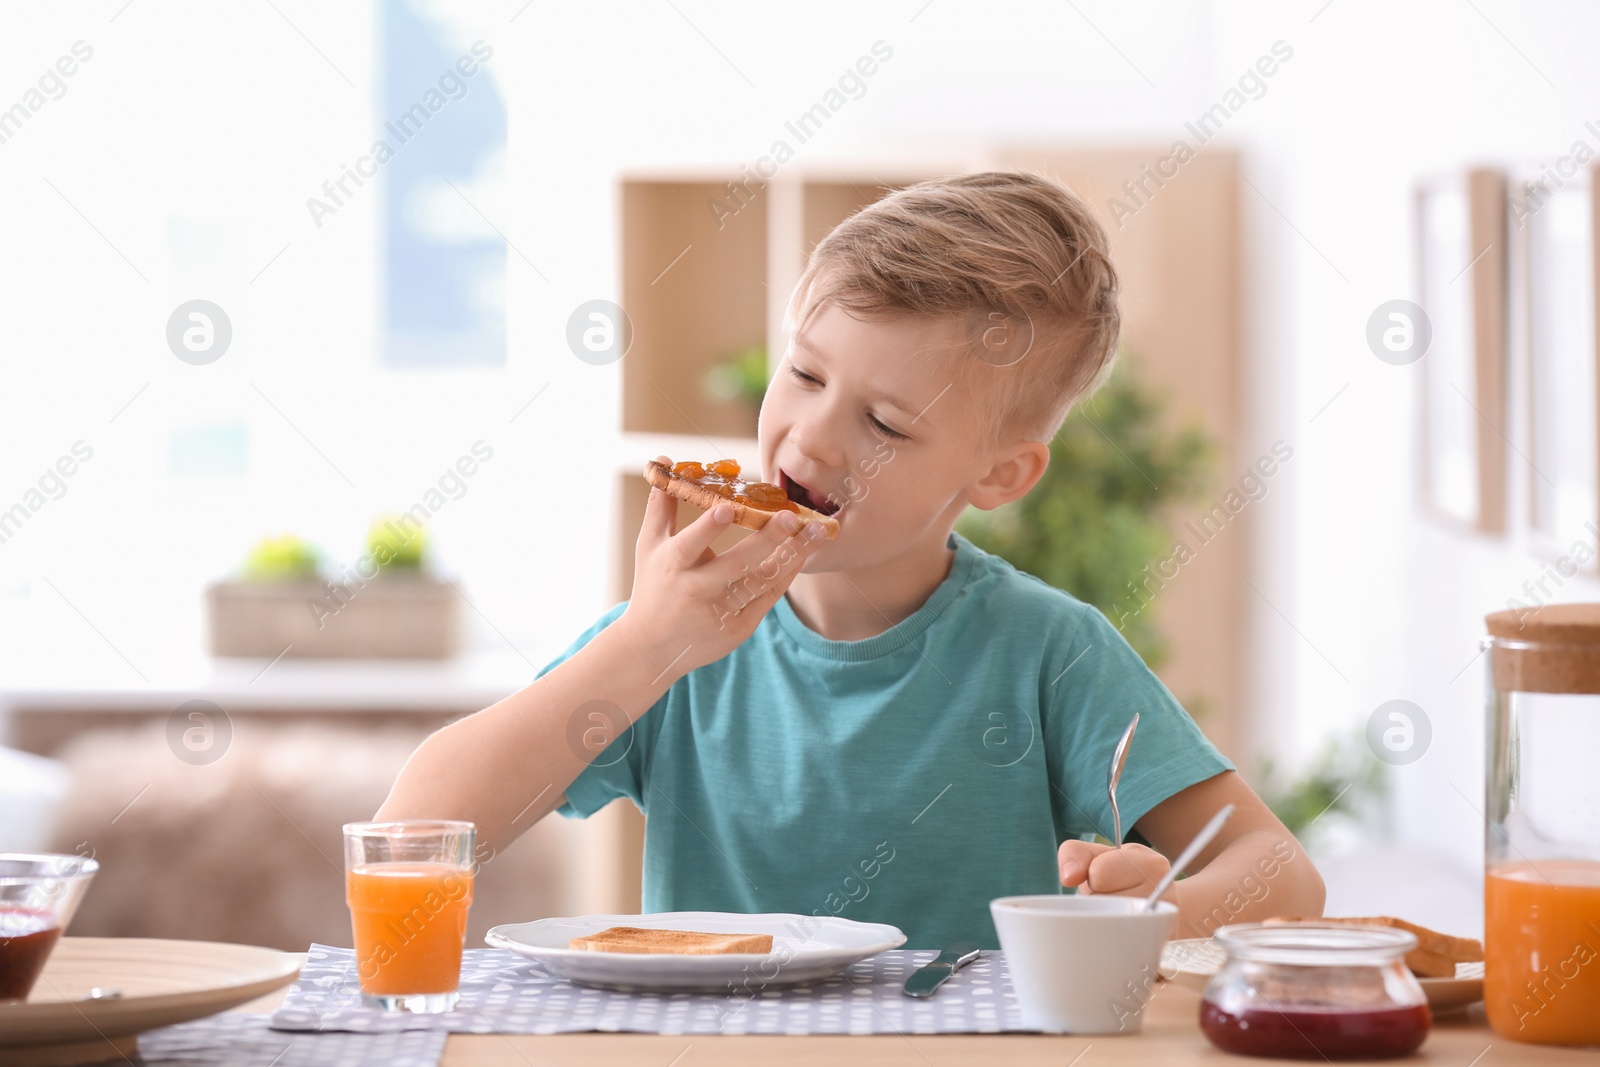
{"left": 1485, "top": 604, "right": 1600, "bottom": 694}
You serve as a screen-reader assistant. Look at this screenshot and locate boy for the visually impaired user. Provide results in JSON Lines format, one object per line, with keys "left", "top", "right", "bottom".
{"left": 379, "top": 171, "right": 1324, "bottom": 947}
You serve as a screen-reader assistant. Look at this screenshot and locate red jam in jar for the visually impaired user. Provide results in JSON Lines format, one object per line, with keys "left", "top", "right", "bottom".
{"left": 1199, "top": 923, "right": 1432, "bottom": 1060}
{"left": 1200, "top": 1002, "right": 1433, "bottom": 1060}
{"left": 0, "top": 908, "right": 62, "bottom": 1001}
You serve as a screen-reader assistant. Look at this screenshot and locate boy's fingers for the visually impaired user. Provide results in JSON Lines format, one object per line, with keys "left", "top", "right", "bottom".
{"left": 721, "top": 509, "right": 805, "bottom": 574}
{"left": 667, "top": 499, "right": 736, "bottom": 567}
{"left": 717, "top": 521, "right": 822, "bottom": 620}
{"left": 1084, "top": 851, "right": 1143, "bottom": 895}
{"left": 637, "top": 457, "right": 678, "bottom": 542}
{"left": 640, "top": 484, "right": 678, "bottom": 543}
{"left": 1057, "top": 839, "right": 1111, "bottom": 887}
{"left": 754, "top": 521, "right": 824, "bottom": 590}
{"left": 1084, "top": 844, "right": 1169, "bottom": 896}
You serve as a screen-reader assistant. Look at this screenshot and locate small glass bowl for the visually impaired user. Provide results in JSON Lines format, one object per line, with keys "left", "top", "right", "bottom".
{"left": 1199, "top": 923, "right": 1432, "bottom": 1060}
{"left": 0, "top": 852, "right": 99, "bottom": 1001}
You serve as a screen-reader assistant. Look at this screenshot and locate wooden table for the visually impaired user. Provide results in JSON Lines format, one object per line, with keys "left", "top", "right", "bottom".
{"left": 239, "top": 971, "right": 1598, "bottom": 1066}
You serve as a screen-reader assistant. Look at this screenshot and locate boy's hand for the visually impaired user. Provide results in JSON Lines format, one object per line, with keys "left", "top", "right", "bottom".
{"left": 1057, "top": 839, "right": 1175, "bottom": 903}
{"left": 617, "top": 456, "right": 827, "bottom": 684}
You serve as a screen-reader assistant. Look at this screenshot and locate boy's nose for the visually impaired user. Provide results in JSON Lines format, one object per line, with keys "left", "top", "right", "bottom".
{"left": 788, "top": 417, "right": 845, "bottom": 470}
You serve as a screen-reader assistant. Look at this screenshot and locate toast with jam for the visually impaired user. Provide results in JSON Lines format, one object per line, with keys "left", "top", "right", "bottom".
{"left": 644, "top": 458, "right": 841, "bottom": 539}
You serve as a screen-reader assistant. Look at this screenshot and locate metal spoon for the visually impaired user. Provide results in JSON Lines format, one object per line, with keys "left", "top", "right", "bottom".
{"left": 1142, "top": 803, "right": 1235, "bottom": 912}
{"left": 1106, "top": 712, "right": 1140, "bottom": 845}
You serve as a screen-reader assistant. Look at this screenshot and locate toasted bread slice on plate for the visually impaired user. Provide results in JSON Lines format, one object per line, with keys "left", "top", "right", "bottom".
{"left": 1263, "top": 915, "right": 1483, "bottom": 978}
{"left": 568, "top": 926, "right": 774, "bottom": 955}
{"left": 644, "top": 458, "right": 840, "bottom": 539}
{"left": 485, "top": 911, "right": 907, "bottom": 992}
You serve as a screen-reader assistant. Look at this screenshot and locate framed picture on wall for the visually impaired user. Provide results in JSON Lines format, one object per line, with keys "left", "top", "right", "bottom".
{"left": 1414, "top": 170, "right": 1508, "bottom": 534}
{"left": 1508, "top": 163, "right": 1598, "bottom": 559}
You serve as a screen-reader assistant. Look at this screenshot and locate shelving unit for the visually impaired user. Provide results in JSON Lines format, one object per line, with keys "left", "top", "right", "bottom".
{"left": 600, "top": 152, "right": 1245, "bottom": 909}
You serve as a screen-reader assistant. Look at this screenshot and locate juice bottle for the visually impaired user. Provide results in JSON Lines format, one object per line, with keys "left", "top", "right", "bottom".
{"left": 1483, "top": 605, "right": 1600, "bottom": 1047}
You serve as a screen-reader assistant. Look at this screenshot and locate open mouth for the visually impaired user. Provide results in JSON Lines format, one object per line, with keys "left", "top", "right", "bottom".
{"left": 780, "top": 468, "right": 842, "bottom": 517}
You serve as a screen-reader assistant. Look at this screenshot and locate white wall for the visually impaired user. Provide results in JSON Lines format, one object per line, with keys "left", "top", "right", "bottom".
{"left": 1215, "top": 1, "right": 1600, "bottom": 888}
{"left": 3, "top": 0, "right": 1596, "bottom": 886}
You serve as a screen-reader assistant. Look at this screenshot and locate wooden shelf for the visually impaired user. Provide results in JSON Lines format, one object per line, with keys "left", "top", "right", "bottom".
{"left": 619, "top": 180, "right": 767, "bottom": 438}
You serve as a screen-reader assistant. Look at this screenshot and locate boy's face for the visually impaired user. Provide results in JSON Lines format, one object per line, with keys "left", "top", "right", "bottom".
{"left": 758, "top": 303, "right": 1003, "bottom": 572}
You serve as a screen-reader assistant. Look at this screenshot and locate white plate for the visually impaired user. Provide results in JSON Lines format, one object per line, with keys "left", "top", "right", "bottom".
{"left": 1159, "top": 938, "right": 1485, "bottom": 1014}
{"left": 484, "top": 911, "right": 906, "bottom": 992}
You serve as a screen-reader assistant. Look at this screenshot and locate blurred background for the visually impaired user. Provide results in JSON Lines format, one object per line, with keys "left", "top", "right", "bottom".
{"left": 2, "top": 0, "right": 1596, "bottom": 949}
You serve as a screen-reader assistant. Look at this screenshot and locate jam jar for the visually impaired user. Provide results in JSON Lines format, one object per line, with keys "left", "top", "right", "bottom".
{"left": 1200, "top": 923, "right": 1431, "bottom": 1060}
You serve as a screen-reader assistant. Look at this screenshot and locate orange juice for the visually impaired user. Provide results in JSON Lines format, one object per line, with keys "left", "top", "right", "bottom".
{"left": 347, "top": 862, "right": 473, "bottom": 995}
{"left": 1485, "top": 860, "right": 1600, "bottom": 1045}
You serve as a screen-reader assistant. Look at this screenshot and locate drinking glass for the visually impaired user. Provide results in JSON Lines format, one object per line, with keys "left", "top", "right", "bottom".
{"left": 343, "top": 820, "right": 475, "bottom": 1013}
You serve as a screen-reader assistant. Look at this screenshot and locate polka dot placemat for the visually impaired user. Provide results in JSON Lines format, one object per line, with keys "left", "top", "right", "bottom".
{"left": 270, "top": 945, "right": 1029, "bottom": 1035}
{"left": 141, "top": 1011, "right": 446, "bottom": 1066}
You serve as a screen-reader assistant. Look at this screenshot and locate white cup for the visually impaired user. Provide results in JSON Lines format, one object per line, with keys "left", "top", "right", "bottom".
{"left": 991, "top": 894, "right": 1177, "bottom": 1034}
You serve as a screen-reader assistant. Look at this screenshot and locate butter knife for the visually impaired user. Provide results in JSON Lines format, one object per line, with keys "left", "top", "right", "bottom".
{"left": 902, "top": 942, "right": 982, "bottom": 998}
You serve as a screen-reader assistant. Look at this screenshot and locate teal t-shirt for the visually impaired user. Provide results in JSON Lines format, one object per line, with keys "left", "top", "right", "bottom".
{"left": 548, "top": 531, "right": 1232, "bottom": 948}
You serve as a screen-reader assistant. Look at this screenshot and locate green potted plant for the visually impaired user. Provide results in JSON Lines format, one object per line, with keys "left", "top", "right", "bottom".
{"left": 702, "top": 344, "right": 770, "bottom": 414}
{"left": 1257, "top": 730, "right": 1387, "bottom": 845}
{"left": 956, "top": 355, "right": 1213, "bottom": 669}
{"left": 239, "top": 533, "right": 321, "bottom": 582}
{"left": 205, "top": 520, "right": 457, "bottom": 659}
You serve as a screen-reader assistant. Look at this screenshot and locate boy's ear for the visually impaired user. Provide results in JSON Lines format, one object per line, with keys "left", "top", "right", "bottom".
{"left": 966, "top": 440, "right": 1050, "bottom": 511}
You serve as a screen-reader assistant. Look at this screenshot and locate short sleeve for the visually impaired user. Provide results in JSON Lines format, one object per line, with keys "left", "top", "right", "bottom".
{"left": 532, "top": 602, "right": 659, "bottom": 820}
{"left": 1043, "top": 604, "right": 1234, "bottom": 845}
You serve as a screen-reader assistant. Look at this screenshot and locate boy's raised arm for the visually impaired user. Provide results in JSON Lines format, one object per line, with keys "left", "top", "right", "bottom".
{"left": 374, "top": 613, "right": 670, "bottom": 852}
{"left": 375, "top": 460, "right": 828, "bottom": 854}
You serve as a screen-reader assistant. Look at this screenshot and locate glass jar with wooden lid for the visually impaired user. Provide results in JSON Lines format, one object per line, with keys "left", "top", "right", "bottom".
{"left": 1482, "top": 604, "right": 1600, "bottom": 1046}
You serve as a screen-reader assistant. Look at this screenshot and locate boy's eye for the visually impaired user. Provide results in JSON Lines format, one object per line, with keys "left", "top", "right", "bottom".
{"left": 869, "top": 415, "right": 909, "bottom": 440}
{"left": 789, "top": 364, "right": 909, "bottom": 440}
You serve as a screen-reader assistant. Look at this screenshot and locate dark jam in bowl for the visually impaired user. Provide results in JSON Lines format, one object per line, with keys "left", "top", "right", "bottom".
{"left": 1200, "top": 1000, "right": 1433, "bottom": 1060}
{"left": 0, "top": 908, "right": 63, "bottom": 1001}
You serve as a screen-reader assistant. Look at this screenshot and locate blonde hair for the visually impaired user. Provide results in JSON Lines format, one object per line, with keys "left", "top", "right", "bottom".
{"left": 784, "top": 171, "right": 1121, "bottom": 443}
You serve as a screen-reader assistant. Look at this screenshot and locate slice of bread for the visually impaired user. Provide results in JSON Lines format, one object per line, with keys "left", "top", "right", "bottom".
{"left": 644, "top": 460, "right": 840, "bottom": 540}
{"left": 568, "top": 926, "right": 775, "bottom": 955}
{"left": 1264, "top": 916, "right": 1484, "bottom": 978}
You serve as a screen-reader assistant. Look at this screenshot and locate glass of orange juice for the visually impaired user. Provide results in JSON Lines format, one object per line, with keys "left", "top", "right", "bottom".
{"left": 343, "top": 820, "right": 475, "bottom": 1013}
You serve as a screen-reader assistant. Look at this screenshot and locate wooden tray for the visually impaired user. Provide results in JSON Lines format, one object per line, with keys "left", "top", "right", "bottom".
{"left": 0, "top": 936, "right": 302, "bottom": 1066}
